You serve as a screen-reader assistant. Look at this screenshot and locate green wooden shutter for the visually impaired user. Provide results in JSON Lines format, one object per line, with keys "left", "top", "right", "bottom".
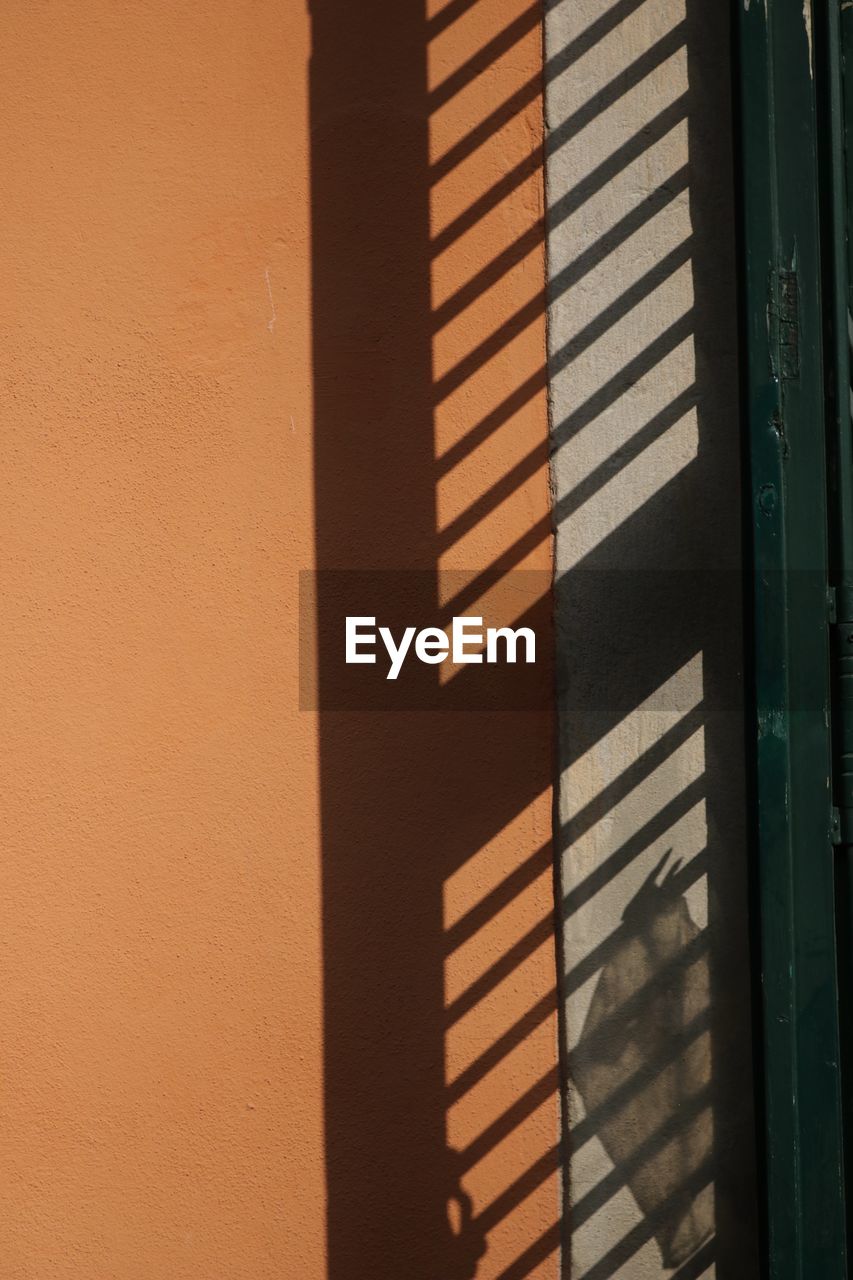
{"left": 736, "top": 0, "right": 848, "bottom": 1273}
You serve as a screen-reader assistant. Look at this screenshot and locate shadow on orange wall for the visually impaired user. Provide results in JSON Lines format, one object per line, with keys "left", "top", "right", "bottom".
{"left": 310, "top": 1, "right": 557, "bottom": 1278}
{"left": 309, "top": 0, "right": 758, "bottom": 1277}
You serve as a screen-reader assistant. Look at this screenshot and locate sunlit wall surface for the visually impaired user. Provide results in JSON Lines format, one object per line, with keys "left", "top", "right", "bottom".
{"left": 0, "top": 1, "right": 558, "bottom": 1278}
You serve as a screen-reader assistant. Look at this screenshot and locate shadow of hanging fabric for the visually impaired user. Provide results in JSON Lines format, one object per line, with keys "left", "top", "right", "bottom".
{"left": 573, "top": 856, "right": 713, "bottom": 1271}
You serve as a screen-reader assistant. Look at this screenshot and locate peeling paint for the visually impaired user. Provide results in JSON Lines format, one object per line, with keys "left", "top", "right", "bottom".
{"left": 758, "top": 707, "right": 788, "bottom": 741}
{"left": 803, "top": 0, "right": 814, "bottom": 75}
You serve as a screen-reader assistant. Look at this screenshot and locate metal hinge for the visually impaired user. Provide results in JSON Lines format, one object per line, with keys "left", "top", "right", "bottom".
{"left": 831, "top": 619, "right": 853, "bottom": 845}
{"left": 768, "top": 265, "right": 800, "bottom": 382}
{"left": 832, "top": 806, "right": 842, "bottom": 846}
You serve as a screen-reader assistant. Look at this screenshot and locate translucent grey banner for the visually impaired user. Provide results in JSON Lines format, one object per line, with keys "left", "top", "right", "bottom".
{"left": 291, "top": 568, "right": 809, "bottom": 712}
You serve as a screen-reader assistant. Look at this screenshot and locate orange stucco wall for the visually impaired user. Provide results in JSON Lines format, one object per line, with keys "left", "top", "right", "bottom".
{"left": 0, "top": 2, "right": 556, "bottom": 1277}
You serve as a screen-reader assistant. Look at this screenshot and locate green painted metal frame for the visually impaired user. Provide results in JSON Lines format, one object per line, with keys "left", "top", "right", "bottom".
{"left": 736, "top": 0, "right": 848, "bottom": 1273}
{"left": 836, "top": 0, "right": 853, "bottom": 1262}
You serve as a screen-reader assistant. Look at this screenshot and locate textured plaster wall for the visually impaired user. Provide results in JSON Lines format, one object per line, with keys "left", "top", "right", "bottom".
{"left": 546, "top": 1, "right": 760, "bottom": 1276}
{"left": 0, "top": 2, "right": 557, "bottom": 1278}
{"left": 0, "top": 4, "right": 325, "bottom": 1276}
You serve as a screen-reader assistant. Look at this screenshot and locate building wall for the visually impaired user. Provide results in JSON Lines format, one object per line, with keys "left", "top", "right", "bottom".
{"left": 546, "top": 0, "right": 760, "bottom": 1275}
{"left": 0, "top": 3, "right": 325, "bottom": 1276}
{"left": 0, "top": 2, "right": 557, "bottom": 1279}
{"left": 0, "top": 2, "right": 763, "bottom": 1277}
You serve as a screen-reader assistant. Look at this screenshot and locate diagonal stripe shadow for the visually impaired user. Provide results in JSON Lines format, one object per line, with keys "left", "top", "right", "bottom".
{"left": 431, "top": 22, "right": 685, "bottom": 184}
